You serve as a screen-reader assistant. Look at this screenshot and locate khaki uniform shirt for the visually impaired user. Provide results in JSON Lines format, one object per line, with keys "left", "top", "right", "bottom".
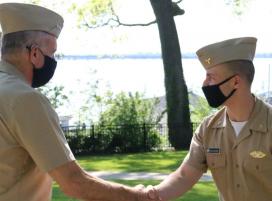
{"left": 184, "top": 97, "right": 272, "bottom": 201}
{"left": 0, "top": 60, "right": 75, "bottom": 201}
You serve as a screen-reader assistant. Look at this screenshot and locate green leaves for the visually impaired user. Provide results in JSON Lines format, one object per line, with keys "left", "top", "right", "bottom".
{"left": 189, "top": 95, "right": 216, "bottom": 123}
{"left": 38, "top": 83, "right": 69, "bottom": 109}
{"left": 98, "top": 91, "right": 159, "bottom": 126}
{"left": 225, "top": 0, "right": 252, "bottom": 15}
{"left": 93, "top": 92, "right": 162, "bottom": 152}
{"left": 70, "top": 0, "right": 116, "bottom": 28}
{"left": 25, "top": 0, "right": 41, "bottom": 5}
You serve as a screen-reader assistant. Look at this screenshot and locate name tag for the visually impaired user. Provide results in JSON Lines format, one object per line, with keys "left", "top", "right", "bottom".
{"left": 207, "top": 147, "right": 220, "bottom": 153}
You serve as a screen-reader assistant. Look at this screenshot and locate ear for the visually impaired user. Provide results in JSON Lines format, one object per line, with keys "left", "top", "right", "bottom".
{"left": 29, "top": 46, "right": 44, "bottom": 69}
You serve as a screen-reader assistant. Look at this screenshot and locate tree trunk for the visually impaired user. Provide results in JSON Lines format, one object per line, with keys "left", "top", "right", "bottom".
{"left": 150, "top": 0, "right": 192, "bottom": 149}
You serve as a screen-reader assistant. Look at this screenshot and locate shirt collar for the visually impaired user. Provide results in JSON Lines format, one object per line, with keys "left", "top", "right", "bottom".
{"left": 0, "top": 60, "right": 28, "bottom": 84}
{"left": 211, "top": 96, "right": 268, "bottom": 133}
{"left": 211, "top": 107, "right": 227, "bottom": 129}
{"left": 248, "top": 96, "right": 268, "bottom": 133}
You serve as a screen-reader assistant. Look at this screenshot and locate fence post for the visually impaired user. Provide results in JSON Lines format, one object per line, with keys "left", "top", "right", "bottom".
{"left": 143, "top": 123, "right": 147, "bottom": 152}
{"left": 91, "top": 125, "right": 95, "bottom": 152}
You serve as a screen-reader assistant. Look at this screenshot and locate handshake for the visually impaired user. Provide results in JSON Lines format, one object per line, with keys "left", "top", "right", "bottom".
{"left": 134, "top": 184, "right": 163, "bottom": 201}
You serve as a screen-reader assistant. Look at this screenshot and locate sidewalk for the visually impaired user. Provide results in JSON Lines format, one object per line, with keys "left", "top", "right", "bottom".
{"left": 90, "top": 171, "right": 213, "bottom": 182}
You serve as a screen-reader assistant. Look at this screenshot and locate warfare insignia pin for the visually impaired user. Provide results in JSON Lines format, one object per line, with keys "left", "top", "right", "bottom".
{"left": 250, "top": 151, "right": 266, "bottom": 159}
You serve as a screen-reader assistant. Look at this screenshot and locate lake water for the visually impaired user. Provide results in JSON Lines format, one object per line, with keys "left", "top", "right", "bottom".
{"left": 51, "top": 56, "right": 272, "bottom": 117}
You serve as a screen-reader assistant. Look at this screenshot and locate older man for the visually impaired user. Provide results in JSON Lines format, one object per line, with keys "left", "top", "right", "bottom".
{"left": 0, "top": 3, "right": 149, "bottom": 201}
{"left": 146, "top": 37, "right": 272, "bottom": 201}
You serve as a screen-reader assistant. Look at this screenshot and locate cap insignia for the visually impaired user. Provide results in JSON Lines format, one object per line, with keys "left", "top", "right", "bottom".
{"left": 205, "top": 57, "right": 211, "bottom": 65}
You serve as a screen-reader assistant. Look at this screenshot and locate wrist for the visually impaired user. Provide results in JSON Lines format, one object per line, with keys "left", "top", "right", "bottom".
{"left": 119, "top": 185, "right": 139, "bottom": 201}
{"left": 148, "top": 185, "right": 163, "bottom": 201}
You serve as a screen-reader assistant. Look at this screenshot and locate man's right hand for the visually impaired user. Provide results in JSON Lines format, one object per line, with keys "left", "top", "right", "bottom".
{"left": 146, "top": 185, "right": 163, "bottom": 201}
{"left": 134, "top": 184, "right": 163, "bottom": 201}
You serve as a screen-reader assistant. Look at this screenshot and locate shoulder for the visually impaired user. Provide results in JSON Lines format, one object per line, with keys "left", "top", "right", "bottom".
{"left": 262, "top": 100, "right": 272, "bottom": 113}
{"left": 258, "top": 98, "right": 272, "bottom": 129}
{"left": 0, "top": 72, "right": 48, "bottom": 105}
{"left": 5, "top": 84, "right": 55, "bottom": 120}
{"left": 197, "top": 107, "right": 226, "bottom": 133}
{"left": 0, "top": 77, "right": 50, "bottom": 116}
{"left": 12, "top": 87, "right": 50, "bottom": 109}
{"left": 254, "top": 97, "right": 272, "bottom": 120}
{"left": 11, "top": 88, "right": 59, "bottom": 132}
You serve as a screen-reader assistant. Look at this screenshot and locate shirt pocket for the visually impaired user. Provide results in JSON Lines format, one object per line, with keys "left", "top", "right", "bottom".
{"left": 207, "top": 153, "right": 226, "bottom": 169}
{"left": 243, "top": 156, "right": 272, "bottom": 192}
{"left": 206, "top": 153, "right": 226, "bottom": 190}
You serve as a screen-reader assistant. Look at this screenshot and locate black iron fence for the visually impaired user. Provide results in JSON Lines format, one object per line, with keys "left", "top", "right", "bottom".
{"left": 61, "top": 122, "right": 200, "bottom": 155}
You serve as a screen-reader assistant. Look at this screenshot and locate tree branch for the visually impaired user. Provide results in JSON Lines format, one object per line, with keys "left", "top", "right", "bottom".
{"left": 82, "top": 17, "right": 157, "bottom": 28}
{"left": 82, "top": 5, "right": 157, "bottom": 29}
{"left": 113, "top": 17, "right": 157, "bottom": 27}
{"left": 83, "top": 18, "right": 115, "bottom": 29}
{"left": 174, "top": 0, "right": 183, "bottom": 4}
{"left": 111, "top": 6, "right": 157, "bottom": 27}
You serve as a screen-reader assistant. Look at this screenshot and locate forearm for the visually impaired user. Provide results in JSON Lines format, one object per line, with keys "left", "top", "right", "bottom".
{"left": 51, "top": 161, "right": 146, "bottom": 201}
{"left": 155, "top": 172, "right": 193, "bottom": 200}
{"left": 155, "top": 164, "right": 202, "bottom": 201}
{"left": 77, "top": 171, "right": 140, "bottom": 201}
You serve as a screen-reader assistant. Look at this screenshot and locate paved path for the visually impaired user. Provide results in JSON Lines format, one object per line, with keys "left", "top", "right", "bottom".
{"left": 90, "top": 171, "right": 213, "bottom": 182}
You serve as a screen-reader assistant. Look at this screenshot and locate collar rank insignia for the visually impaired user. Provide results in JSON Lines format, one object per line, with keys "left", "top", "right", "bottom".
{"left": 250, "top": 151, "right": 266, "bottom": 159}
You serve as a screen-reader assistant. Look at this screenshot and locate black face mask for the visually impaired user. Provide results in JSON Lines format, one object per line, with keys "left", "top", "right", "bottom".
{"left": 202, "top": 75, "right": 237, "bottom": 108}
{"left": 31, "top": 50, "right": 57, "bottom": 88}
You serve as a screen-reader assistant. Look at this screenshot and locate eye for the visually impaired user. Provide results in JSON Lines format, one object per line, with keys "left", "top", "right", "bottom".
{"left": 206, "top": 75, "right": 215, "bottom": 82}
{"left": 211, "top": 77, "right": 216, "bottom": 81}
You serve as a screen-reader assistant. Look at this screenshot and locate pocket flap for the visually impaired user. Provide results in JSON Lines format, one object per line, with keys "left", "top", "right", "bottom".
{"left": 207, "top": 153, "right": 226, "bottom": 168}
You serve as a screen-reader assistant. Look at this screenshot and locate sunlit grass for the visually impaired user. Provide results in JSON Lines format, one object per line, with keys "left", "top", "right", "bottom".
{"left": 52, "top": 180, "right": 218, "bottom": 201}
{"left": 53, "top": 151, "right": 217, "bottom": 200}
{"left": 77, "top": 151, "right": 188, "bottom": 173}
{"left": 52, "top": 183, "right": 77, "bottom": 201}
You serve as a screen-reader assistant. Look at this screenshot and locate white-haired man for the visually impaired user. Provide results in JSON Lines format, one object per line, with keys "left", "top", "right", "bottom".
{"left": 0, "top": 3, "right": 150, "bottom": 201}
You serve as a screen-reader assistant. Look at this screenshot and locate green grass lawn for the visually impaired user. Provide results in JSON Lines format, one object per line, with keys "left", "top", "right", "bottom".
{"left": 53, "top": 151, "right": 218, "bottom": 200}
{"left": 52, "top": 180, "right": 218, "bottom": 201}
{"left": 77, "top": 151, "right": 188, "bottom": 173}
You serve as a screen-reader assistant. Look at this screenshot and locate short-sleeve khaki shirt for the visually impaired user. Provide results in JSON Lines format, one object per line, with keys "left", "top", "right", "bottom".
{"left": 0, "top": 60, "right": 75, "bottom": 201}
{"left": 184, "top": 96, "right": 272, "bottom": 201}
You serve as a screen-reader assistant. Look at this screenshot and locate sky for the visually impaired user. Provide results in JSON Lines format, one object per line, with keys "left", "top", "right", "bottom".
{"left": 1, "top": 0, "right": 272, "bottom": 56}
{"left": 53, "top": 0, "right": 272, "bottom": 55}
{"left": 51, "top": 0, "right": 272, "bottom": 96}
{"left": 1, "top": 0, "right": 272, "bottom": 118}
{"left": 1, "top": 0, "right": 270, "bottom": 54}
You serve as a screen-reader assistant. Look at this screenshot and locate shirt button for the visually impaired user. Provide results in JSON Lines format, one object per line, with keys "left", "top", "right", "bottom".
{"left": 236, "top": 184, "right": 240, "bottom": 188}
{"left": 256, "top": 165, "right": 259, "bottom": 170}
{"left": 236, "top": 164, "right": 239, "bottom": 168}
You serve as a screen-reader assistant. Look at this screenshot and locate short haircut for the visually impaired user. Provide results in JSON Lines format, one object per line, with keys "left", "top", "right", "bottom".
{"left": 225, "top": 60, "right": 255, "bottom": 86}
{"left": 1, "top": 30, "right": 47, "bottom": 55}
